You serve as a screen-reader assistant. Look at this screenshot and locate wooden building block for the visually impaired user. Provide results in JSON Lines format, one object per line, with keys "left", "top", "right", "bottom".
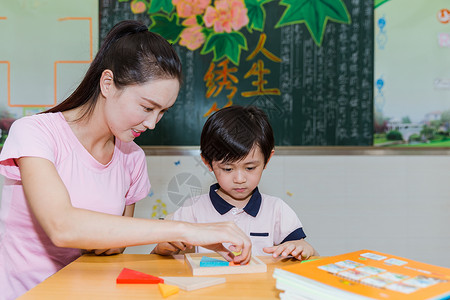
{"left": 116, "top": 268, "right": 164, "bottom": 284}
{"left": 161, "top": 276, "right": 226, "bottom": 291}
{"left": 185, "top": 253, "right": 267, "bottom": 276}
{"left": 158, "top": 283, "right": 179, "bottom": 298}
{"left": 199, "top": 256, "right": 230, "bottom": 267}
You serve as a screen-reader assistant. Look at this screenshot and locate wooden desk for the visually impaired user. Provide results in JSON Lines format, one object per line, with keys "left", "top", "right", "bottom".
{"left": 19, "top": 254, "right": 308, "bottom": 299}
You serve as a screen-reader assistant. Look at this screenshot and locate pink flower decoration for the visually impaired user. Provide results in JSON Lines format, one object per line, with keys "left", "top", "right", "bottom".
{"left": 203, "top": 0, "right": 249, "bottom": 33}
{"left": 180, "top": 18, "right": 206, "bottom": 50}
{"left": 173, "top": 0, "right": 211, "bottom": 18}
{"left": 182, "top": 16, "right": 198, "bottom": 26}
{"left": 130, "top": 0, "right": 146, "bottom": 14}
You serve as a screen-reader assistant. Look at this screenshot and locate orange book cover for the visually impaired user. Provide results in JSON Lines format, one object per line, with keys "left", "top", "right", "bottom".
{"left": 279, "top": 250, "right": 450, "bottom": 300}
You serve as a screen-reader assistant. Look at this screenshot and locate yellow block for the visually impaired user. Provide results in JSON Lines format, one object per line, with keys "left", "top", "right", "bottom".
{"left": 158, "top": 283, "right": 180, "bottom": 298}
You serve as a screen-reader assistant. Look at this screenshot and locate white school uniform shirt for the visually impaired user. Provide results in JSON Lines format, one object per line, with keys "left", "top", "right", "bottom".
{"left": 172, "top": 183, "right": 306, "bottom": 256}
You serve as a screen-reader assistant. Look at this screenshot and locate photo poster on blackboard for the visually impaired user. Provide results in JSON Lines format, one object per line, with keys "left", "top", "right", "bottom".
{"left": 99, "top": 0, "right": 374, "bottom": 146}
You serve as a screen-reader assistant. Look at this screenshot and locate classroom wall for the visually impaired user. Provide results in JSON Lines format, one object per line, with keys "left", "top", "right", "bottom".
{"left": 124, "top": 154, "right": 450, "bottom": 268}
{"left": 0, "top": 154, "right": 448, "bottom": 267}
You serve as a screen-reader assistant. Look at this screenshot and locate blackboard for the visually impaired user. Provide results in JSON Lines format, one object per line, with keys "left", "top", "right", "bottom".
{"left": 99, "top": 0, "right": 373, "bottom": 146}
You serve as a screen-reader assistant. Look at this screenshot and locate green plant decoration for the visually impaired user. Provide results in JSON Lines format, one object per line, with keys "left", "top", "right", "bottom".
{"left": 121, "top": 0, "right": 353, "bottom": 65}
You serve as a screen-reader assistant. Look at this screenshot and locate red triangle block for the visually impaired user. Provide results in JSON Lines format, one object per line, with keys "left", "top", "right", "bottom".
{"left": 116, "top": 268, "right": 164, "bottom": 284}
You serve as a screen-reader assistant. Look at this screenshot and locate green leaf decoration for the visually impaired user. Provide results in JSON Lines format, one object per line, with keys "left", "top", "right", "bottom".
{"left": 149, "top": 14, "right": 183, "bottom": 43}
{"left": 196, "top": 15, "right": 204, "bottom": 26}
{"left": 245, "top": 0, "right": 271, "bottom": 32}
{"left": 200, "top": 32, "right": 248, "bottom": 65}
{"left": 148, "top": 0, "right": 174, "bottom": 14}
{"left": 276, "top": 0, "right": 351, "bottom": 46}
{"left": 374, "top": 0, "right": 391, "bottom": 8}
{"left": 201, "top": 27, "right": 214, "bottom": 41}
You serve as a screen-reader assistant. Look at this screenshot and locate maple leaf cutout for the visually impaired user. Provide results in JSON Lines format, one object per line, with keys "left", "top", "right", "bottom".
{"left": 276, "top": 0, "right": 351, "bottom": 46}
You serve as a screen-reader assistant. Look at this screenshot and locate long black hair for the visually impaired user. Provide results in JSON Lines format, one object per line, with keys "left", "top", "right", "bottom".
{"left": 45, "top": 20, "right": 182, "bottom": 121}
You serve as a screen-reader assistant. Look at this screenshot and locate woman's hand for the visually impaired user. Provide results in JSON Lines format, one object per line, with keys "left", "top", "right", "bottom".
{"left": 182, "top": 221, "right": 252, "bottom": 264}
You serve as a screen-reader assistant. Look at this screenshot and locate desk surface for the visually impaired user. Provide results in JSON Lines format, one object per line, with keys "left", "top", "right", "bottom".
{"left": 19, "top": 254, "right": 309, "bottom": 299}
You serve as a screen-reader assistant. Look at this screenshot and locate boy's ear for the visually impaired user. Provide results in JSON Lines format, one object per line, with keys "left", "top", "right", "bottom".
{"left": 201, "top": 155, "right": 214, "bottom": 172}
{"left": 100, "top": 69, "right": 114, "bottom": 98}
{"left": 264, "top": 149, "right": 275, "bottom": 169}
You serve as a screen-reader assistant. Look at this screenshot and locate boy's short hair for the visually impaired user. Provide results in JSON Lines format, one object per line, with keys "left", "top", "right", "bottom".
{"left": 200, "top": 105, "right": 274, "bottom": 166}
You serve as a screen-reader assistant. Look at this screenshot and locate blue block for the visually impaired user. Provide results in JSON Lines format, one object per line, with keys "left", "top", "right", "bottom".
{"left": 199, "top": 256, "right": 229, "bottom": 267}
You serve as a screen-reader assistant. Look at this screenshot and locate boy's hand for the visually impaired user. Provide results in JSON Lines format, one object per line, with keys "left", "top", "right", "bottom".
{"left": 152, "top": 242, "right": 192, "bottom": 255}
{"left": 82, "top": 248, "right": 125, "bottom": 256}
{"left": 263, "top": 239, "right": 317, "bottom": 260}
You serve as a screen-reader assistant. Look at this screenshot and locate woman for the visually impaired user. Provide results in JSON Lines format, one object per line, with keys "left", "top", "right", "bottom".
{"left": 0, "top": 20, "right": 251, "bottom": 300}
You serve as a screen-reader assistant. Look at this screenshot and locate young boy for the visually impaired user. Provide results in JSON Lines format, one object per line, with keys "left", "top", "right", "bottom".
{"left": 153, "top": 106, "right": 318, "bottom": 260}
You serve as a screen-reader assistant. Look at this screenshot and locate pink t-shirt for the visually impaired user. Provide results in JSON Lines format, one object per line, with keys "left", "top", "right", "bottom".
{"left": 173, "top": 184, "right": 306, "bottom": 256}
{"left": 0, "top": 112, "right": 150, "bottom": 300}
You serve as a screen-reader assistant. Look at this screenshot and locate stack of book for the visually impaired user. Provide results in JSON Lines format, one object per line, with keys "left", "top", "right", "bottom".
{"left": 273, "top": 250, "right": 450, "bottom": 300}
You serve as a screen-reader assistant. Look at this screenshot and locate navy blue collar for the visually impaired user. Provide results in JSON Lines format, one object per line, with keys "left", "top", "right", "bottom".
{"left": 209, "top": 183, "right": 261, "bottom": 217}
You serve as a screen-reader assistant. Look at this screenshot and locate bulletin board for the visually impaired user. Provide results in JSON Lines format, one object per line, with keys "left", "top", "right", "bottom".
{"left": 99, "top": 0, "right": 374, "bottom": 146}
